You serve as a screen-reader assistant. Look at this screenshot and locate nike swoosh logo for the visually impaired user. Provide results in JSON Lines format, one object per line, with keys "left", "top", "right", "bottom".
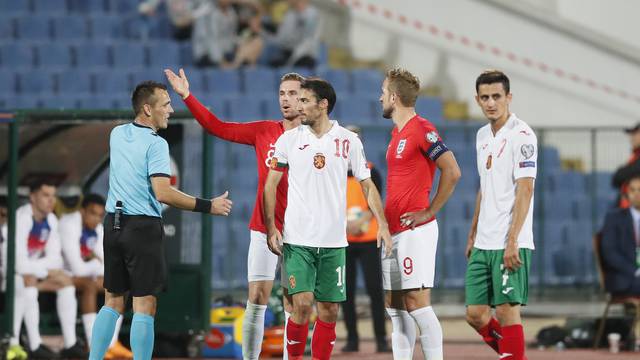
{"left": 287, "top": 340, "right": 301, "bottom": 345}
{"left": 298, "top": 144, "right": 309, "bottom": 150}
{"left": 499, "top": 353, "right": 513, "bottom": 359}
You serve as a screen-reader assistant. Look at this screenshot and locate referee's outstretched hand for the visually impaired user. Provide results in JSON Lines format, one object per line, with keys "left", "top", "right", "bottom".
{"left": 211, "top": 191, "right": 233, "bottom": 216}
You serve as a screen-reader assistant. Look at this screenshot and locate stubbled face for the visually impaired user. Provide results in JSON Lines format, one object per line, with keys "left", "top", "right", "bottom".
{"left": 81, "top": 203, "right": 105, "bottom": 230}
{"left": 297, "top": 88, "right": 326, "bottom": 126}
{"left": 379, "top": 78, "right": 394, "bottom": 119}
{"left": 30, "top": 185, "right": 56, "bottom": 216}
{"left": 147, "top": 89, "right": 173, "bottom": 130}
{"left": 628, "top": 178, "right": 640, "bottom": 209}
{"left": 279, "top": 80, "right": 301, "bottom": 121}
{"left": 475, "top": 83, "right": 512, "bottom": 123}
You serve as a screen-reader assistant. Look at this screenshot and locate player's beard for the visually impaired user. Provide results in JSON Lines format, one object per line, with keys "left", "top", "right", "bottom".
{"left": 301, "top": 117, "right": 315, "bottom": 126}
{"left": 382, "top": 104, "right": 393, "bottom": 119}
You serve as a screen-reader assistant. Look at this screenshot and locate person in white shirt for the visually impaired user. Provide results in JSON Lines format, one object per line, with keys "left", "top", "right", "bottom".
{"left": 59, "top": 193, "right": 133, "bottom": 359}
{"left": 16, "top": 180, "right": 85, "bottom": 359}
{"left": 263, "top": 78, "right": 391, "bottom": 360}
{"left": 464, "top": 70, "right": 537, "bottom": 360}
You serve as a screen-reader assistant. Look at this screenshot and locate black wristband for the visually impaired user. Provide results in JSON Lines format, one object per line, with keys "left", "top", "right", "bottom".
{"left": 193, "top": 197, "right": 211, "bottom": 213}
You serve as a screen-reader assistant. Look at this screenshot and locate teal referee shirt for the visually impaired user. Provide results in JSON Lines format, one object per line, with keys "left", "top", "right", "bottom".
{"left": 105, "top": 122, "right": 171, "bottom": 217}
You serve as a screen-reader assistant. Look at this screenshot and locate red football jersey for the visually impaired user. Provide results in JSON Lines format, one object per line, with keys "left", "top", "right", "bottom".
{"left": 184, "top": 94, "right": 288, "bottom": 233}
{"left": 385, "top": 115, "right": 448, "bottom": 234}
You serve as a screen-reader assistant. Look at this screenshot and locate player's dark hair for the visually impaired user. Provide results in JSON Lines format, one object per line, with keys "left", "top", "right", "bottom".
{"left": 29, "top": 178, "right": 57, "bottom": 194}
{"left": 385, "top": 68, "right": 420, "bottom": 107}
{"left": 131, "top": 81, "right": 168, "bottom": 116}
{"left": 81, "top": 193, "right": 106, "bottom": 208}
{"left": 300, "top": 77, "right": 336, "bottom": 115}
{"left": 0, "top": 195, "right": 6, "bottom": 207}
{"left": 280, "top": 72, "right": 305, "bottom": 83}
{"left": 476, "top": 70, "right": 510, "bottom": 94}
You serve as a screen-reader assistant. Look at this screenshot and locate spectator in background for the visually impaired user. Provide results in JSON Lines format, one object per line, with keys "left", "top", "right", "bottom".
{"left": 341, "top": 125, "right": 390, "bottom": 353}
{"left": 612, "top": 122, "right": 640, "bottom": 208}
{"left": 59, "top": 194, "right": 133, "bottom": 359}
{"left": 600, "top": 175, "right": 640, "bottom": 296}
{"left": 139, "top": 0, "right": 200, "bottom": 41}
{"left": 264, "top": 0, "right": 321, "bottom": 68}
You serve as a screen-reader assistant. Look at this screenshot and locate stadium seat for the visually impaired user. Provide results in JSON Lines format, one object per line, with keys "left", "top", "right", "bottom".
{"left": 340, "top": 96, "right": 377, "bottom": 125}
{"left": 242, "top": 68, "right": 277, "bottom": 95}
{"left": 415, "top": 97, "right": 444, "bottom": 125}
{"left": 206, "top": 69, "right": 241, "bottom": 94}
{"left": 147, "top": 16, "right": 173, "bottom": 40}
{"left": 264, "top": 98, "right": 282, "bottom": 119}
{"left": 148, "top": 41, "right": 181, "bottom": 67}
{"left": 106, "top": 0, "right": 138, "bottom": 14}
{"left": 129, "top": 69, "right": 166, "bottom": 86}
{"left": 93, "top": 71, "right": 130, "bottom": 94}
{"left": 441, "top": 222, "right": 467, "bottom": 287}
{"left": 352, "top": 69, "right": 384, "bottom": 96}
{"left": 0, "top": 71, "right": 16, "bottom": 95}
{"left": 53, "top": 16, "right": 87, "bottom": 41}
{"left": 77, "top": 95, "right": 117, "bottom": 109}
{"left": 10, "top": 96, "right": 42, "bottom": 110}
{"left": 0, "top": 0, "right": 29, "bottom": 14}
{"left": 227, "top": 98, "right": 263, "bottom": 122}
{"left": 16, "top": 16, "right": 52, "bottom": 40}
{"left": 1, "top": 44, "right": 34, "bottom": 69}
{"left": 178, "top": 68, "right": 206, "bottom": 94}
{"left": 68, "top": 0, "right": 106, "bottom": 14}
{"left": 540, "top": 146, "right": 561, "bottom": 171}
{"left": 88, "top": 15, "right": 122, "bottom": 39}
{"left": 317, "top": 68, "right": 351, "bottom": 95}
{"left": 0, "top": 17, "right": 13, "bottom": 40}
{"left": 36, "top": 43, "right": 72, "bottom": 68}
{"left": 33, "top": 0, "right": 69, "bottom": 14}
{"left": 113, "top": 42, "right": 146, "bottom": 68}
{"left": 40, "top": 96, "right": 80, "bottom": 110}
{"left": 197, "top": 94, "right": 228, "bottom": 120}
{"left": 74, "top": 43, "right": 111, "bottom": 68}
{"left": 178, "top": 42, "right": 194, "bottom": 66}
{"left": 56, "top": 70, "right": 92, "bottom": 94}
{"left": 19, "top": 72, "right": 55, "bottom": 94}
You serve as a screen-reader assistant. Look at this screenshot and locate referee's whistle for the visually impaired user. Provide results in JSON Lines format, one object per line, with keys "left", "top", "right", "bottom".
{"left": 114, "top": 201, "right": 123, "bottom": 231}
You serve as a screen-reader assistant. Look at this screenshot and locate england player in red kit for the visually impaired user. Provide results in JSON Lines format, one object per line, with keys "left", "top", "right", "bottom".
{"left": 380, "top": 69, "right": 461, "bottom": 360}
{"left": 165, "top": 69, "right": 303, "bottom": 360}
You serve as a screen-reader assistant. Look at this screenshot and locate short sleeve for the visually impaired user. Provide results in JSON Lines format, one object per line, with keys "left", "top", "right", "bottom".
{"left": 349, "top": 135, "right": 371, "bottom": 181}
{"left": 512, "top": 128, "right": 537, "bottom": 180}
{"left": 420, "top": 125, "right": 450, "bottom": 162}
{"left": 148, "top": 138, "right": 171, "bottom": 177}
{"left": 270, "top": 132, "right": 289, "bottom": 172}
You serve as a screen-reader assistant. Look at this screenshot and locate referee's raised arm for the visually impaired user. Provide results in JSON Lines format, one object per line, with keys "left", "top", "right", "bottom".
{"left": 88, "top": 80, "right": 232, "bottom": 360}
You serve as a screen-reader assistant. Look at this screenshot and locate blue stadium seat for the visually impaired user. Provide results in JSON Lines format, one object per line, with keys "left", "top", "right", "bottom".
{"left": 276, "top": 66, "right": 315, "bottom": 79}
{"left": 106, "top": 0, "right": 138, "bottom": 14}
{"left": 415, "top": 97, "right": 443, "bottom": 125}
{"left": 352, "top": 69, "right": 384, "bottom": 96}
{"left": 340, "top": 96, "right": 376, "bottom": 125}
{"left": 441, "top": 222, "right": 467, "bottom": 287}
{"left": 317, "top": 68, "right": 351, "bottom": 95}
{"left": 540, "top": 146, "right": 561, "bottom": 171}
{"left": 77, "top": 95, "right": 118, "bottom": 109}
{"left": 19, "top": 72, "right": 55, "bottom": 94}
{"left": 89, "top": 15, "right": 122, "bottom": 39}
{"left": 242, "top": 68, "right": 277, "bottom": 95}
{"left": 10, "top": 96, "right": 42, "bottom": 109}
{"left": 56, "top": 70, "right": 92, "bottom": 94}
{"left": 94, "top": 71, "right": 130, "bottom": 94}
{"left": 69, "top": 0, "right": 106, "bottom": 14}
{"left": 593, "top": 171, "right": 614, "bottom": 197}
{"left": 147, "top": 16, "right": 173, "bottom": 39}
{"left": 197, "top": 95, "right": 228, "bottom": 120}
{"left": 36, "top": 43, "right": 72, "bottom": 68}
{"left": 263, "top": 97, "right": 282, "bottom": 119}
{"left": 179, "top": 42, "right": 194, "bottom": 66}
{"left": 53, "top": 16, "right": 87, "bottom": 40}
{"left": 0, "top": 17, "right": 13, "bottom": 40}
{"left": 178, "top": 68, "right": 206, "bottom": 94}
{"left": 148, "top": 41, "right": 181, "bottom": 67}
{"left": 74, "top": 43, "right": 111, "bottom": 68}
{"left": 113, "top": 43, "right": 146, "bottom": 67}
{"left": 0, "top": 0, "right": 30, "bottom": 13}
{"left": 33, "top": 0, "right": 68, "bottom": 14}
{"left": 40, "top": 96, "right": 80, "bottom": 110}
{"left": 129, "top": 69, "right": 166, "bottom": 85}
{"left": 227, "top": 98, "right": 263, "bottom": 122}
{"left": 206, "top": 69, "right": 241, "bottom": 94}
{"left": 443, "top": 201, "right": 467, "bottom": 221}
{"left": 0, "top": 71, "right": 16, "bottom": 95}
{"left": 16, "top": 16, "right": 52, "bottom": 40}
{"left": 1, "top": 44, "right": 34, "bottom": 68}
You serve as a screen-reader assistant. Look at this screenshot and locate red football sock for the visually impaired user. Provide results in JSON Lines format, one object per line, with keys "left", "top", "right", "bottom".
{"left": 477, "top": 317, "right": 502, "bottom": 354}
{"left": 498, "top": 324, "right": 525, "bottom": 360}
{"left": 286, "top": 319, "right": 309, "bottom": 360}
{"left": 311, "top": 319, "right": 336, "bottom": 360}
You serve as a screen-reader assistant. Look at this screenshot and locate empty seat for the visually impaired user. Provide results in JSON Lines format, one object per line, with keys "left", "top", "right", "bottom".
{"left": 198, "top": 95, "right": 228, "bottom": 119}
{"left": 540, "top": 146, "right": 561, "bottom": 171}
{"left": 16, "top": 16, "right": 52, "bottom": 40}
{"left": 33, "top": 0, "right": 69, "bottom": 14}
{"left": 264, "top": 98, "right": 282, "bottom": 119}
{"left": 40, "top": 96, "right": 80, "bottom": 110}
{"left": 242, "top": 68, "right": 277, "bottom": 95}
{"left": 19, "top": 72, "right": 55, "bottom": 94}
{"left": 56, "top": 70, "right": 92, "bottom": 94}
{"left": 94, "top": 71, "right": 130, "bottom": 93}
{"left": 69, "top": 0, "right": 106, "bottom": 14}
{"left": 88, "top": 15, "right": 122, "bottom": 39}
{"left": 0, "top": 17, "right": 13, "bottom": 40}
{"left": 53, "top": 16, "right": 87, "bottom": 40}
{"left": 106, "top": 0, "right": 138, "bottom": 14}
{"left": 227, "top": 98, "right": 263, "bottom": 122}
{"left": 129, "top": 69, "right": 166, "bottom": 85}
{"left": 148, "top": 41, "right": 181, "bottom": 67}
{"left": 36, "top": 43, "right": 72, "bottom": 68}
{"left": 74, "top": 44, "right": 111, "bottom": 68}
{"left": 1, "top": 44, "right": 34, "bottom": 68}
{"left": 317, "top": 68, "right": 351, "bottom": 95}
{"left": 0, "top": 0, "right": 30, "bottom": 13}
{"left": 415, "top": 97, "right": 443, "bottom": 125}
{"left": 178, "top": 68, "right": 206, "bottom": 94}
{"left": 352, "top": 69, "right": 384, "bottom": 95}
{"left": 113, "top": 43, "right": 146, "bottom": 67}
{"left": 340, "top": 96, "right": 376, "bottom": 124}
{"left": 206, "top": 69, "right": 241, "bottom": 94}
{"left": 0, "top": 71, "right": 16, "bottom": 94}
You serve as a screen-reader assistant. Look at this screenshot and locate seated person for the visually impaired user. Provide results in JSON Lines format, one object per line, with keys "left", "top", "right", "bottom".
{"left": 16, "top": 180, "right": 85, "bottom": 358}
{"left": 59, "top": 194, "right": 132, "bottom": 359}
{"left": 601, "top": 175, "right": 640, "bottom": 296}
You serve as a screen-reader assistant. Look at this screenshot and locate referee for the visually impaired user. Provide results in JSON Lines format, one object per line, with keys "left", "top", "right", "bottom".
{"left": 88, "top": 81, "right": 233, "bottom": 360}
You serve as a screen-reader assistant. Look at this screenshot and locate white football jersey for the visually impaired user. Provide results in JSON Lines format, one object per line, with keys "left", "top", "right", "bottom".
{"left": 475, "top": 114, "right": 537, "bottom": 250}
{"left": 272, "top": 121, "right": 371, "bottom": 248}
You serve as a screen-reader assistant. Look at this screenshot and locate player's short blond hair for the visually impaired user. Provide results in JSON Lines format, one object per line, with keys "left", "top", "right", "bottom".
{"left": 385, "top": 68, "right": 420, "bottom": 107}
{"left": 280, "top": 72, "right": 305, "bottom": 84}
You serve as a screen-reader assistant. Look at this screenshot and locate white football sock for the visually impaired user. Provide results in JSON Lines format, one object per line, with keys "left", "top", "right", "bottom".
{"left": 409, "top": 306, "right": 443, "bottom": 360}
{"left": 57, "top": 285, "right": 78, "bottom": 348}
{"left": 82, "top": 312, "right": 97, "bottom": 345}
{"left": 242, "top": 301, "right": 267, "bottom": 360}
{"left": 11, "top": 277, "right": 26, "bottom": 346}
{"left": 283, "top": 311, "right": 291, "bottom": 360}
{"left": 23, "top": 287, "right": 42, "bottom": 351}
{"left": 386, "top": 308, "right": 416, "bottom": 360}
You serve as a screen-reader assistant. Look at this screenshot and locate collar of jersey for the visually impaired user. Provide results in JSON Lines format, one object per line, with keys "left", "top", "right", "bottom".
{"left": 303, "top": 120, "right": 339, "bottom": 137}
{"left": 132, "top": 121, "right": 158, "bottom": 135}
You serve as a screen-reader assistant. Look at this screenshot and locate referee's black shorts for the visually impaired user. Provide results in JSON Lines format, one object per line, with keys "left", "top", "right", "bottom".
{"left": 103, "top": 213, "right": 167, "bottom": 297}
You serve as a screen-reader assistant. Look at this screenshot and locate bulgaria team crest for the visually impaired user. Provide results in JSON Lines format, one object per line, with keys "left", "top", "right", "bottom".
{"left": 313, "top": 153, "right": 326, "bottom": 169}
{"left": 289, "top": 275, "right": 296, "bottom": 289}
{"left": 270, "top": 157, "right": 278, "bottom": 169}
